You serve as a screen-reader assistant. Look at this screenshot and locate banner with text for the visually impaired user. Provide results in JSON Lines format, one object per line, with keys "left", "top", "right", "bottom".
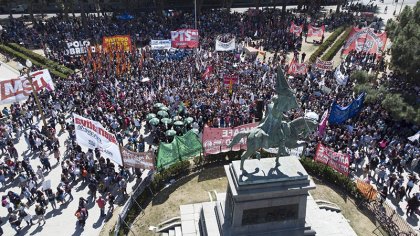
{"left": 307, "top": 25, "right": 325, "bottom": 37}
{"left": 0, "top": 69, "right": 55, "bottom": 105}
{"left": 64, "top": 40, "right": 93, "bottom": 56}
{"left": 314, "top": 143, "right": 350, "bottom": 176}
{"left": 290, "top": 22, "right": 303, "bottom": 36}
{"left": 171, "top": 29, "right": 199, "bottom": 48}
{"left": 215, "top": 39, "right": 236, "bottom": 51}
{"left": 102, "top": 35, "right": 132, "bottom": 52}
{"left": 121, "top": 147, "right": 155, "bottom": 169}
{"left": 288, "top": 59, "right": 307, "bottom": 75}
{"left": 342, "top": 27, "right": 387, "bottom": 55}
{"left": 202, "top": 123, "right": 258, "bottom": 155}
{"left": 315, "top": 58, "right": 334, "bottom": 71}
{"left": 73, "top": 114, "right": 123, "bottom": 165}
{"left": 150, "top": 40, "right": 172, "bottom": 50}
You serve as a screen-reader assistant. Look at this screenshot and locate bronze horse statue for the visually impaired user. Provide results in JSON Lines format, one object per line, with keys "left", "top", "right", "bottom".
{"left": 228, "top": 67, "right": 318, "bottom": 170}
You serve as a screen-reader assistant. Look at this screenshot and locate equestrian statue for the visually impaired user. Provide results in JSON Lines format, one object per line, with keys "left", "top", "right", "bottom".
{"left": 228, "top": 67, "right": 318, "bottom": 170}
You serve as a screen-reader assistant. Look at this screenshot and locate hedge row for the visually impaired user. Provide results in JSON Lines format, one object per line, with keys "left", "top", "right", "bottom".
{"left": 308, "top": 26, "right": 347, "bottom": 63}
{"left": 299, "top": 157, "right": 362, "bottom": 198}
{"left": 6, "top": 43, "right": 74, "bottom": 76}
{"left": 0, "top": 44, "right": 68, "bottom": 79}
{"left": 321, "top": 27, "right": 352, "bottom": 61}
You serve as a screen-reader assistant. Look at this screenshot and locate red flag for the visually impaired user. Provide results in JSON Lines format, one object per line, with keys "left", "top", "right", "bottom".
{"left": 290, "top": 22, "right": 303, "bottom": 36}
{"left": 307, "top": 25, "right": 325, "bottom": 37}
{"left": 202, "top": 66, "right": 213, "bottom": 79}
{"left": 287, "top": 59, "right": 307, "bottom": 75}
{"left": 342, "top": 27, "right": 387, "bottom": 56}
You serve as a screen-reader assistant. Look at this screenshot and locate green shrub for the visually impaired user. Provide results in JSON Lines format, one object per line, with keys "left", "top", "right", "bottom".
{"left": 0, "top": 44, "right": 68, "bottom": 78}
{"left": 7, "top": 43, "right": 74, "bottom": 75}
{"left": 321, "top": 27, "right": 352, "bottom": 61}
{"left": 300, "top": 157, "right": 362, "bottom": 199}
{"left": 308, "top": 26, "right": 347, "bottom": 63}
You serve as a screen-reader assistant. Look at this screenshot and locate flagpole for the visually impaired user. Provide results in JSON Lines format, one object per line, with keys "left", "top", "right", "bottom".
{"left": 194, "top": 0, "right": 197, "bottom": 29}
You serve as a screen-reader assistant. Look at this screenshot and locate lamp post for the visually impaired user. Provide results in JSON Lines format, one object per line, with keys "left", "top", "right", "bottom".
{"left": 19, "top": 59, "right": 49, "bottom": 132}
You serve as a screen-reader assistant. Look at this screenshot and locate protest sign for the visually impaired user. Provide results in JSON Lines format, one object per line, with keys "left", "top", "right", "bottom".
{"left": 307, "top": 25, "right": 325, "bottom": 37}
{"left": 290, "top": 22, "right": 303, "bottom": 36}
{"left": 64, "top": 40, "right": 92, "bottom": 56}
{"left": 315, "top": 58, "right": 334, "bottom": 71}
{"left": 202, "top": 123, "right": 258, "bottom": 155}
{"left": 0, "top": 69, "right": 55, "bottom": 105}
{"left": 342, "top": 27, "right": 387, "bottom": 55}
{"left": 73, "top": 114, "right": 123, "bottom": 165}
{"left": 314, "top": 143, "right": 350, "bottom": 176}
{"left": 121, "top": 147, "right": 155, "bottom": 169}
{"left": 215, "top": 39, "right": 235, "bottom": 51}
{"left": 150, "top": 40, "right": 172, "bottom": 50}
{"left": 171, "top": 29, "right": 199, "bottom": 48}
{"left": 102, "top": 35, "right": 132, "bottom": 52}
{"left": 287, "top": 59, "right": 307, "bottom": 75}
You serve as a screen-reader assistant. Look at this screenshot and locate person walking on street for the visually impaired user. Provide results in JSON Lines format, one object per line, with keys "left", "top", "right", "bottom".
{"left": 107, "top": 192, "right": 115, "bottom": 212}
{"left": 35, "top": 204, "right": 46, "bottom": 225}
{"left": 96, "top": 196, "right": 106, "bottom": 217}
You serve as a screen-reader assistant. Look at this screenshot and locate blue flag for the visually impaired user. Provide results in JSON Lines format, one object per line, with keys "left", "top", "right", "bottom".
{"left": 329, "top": 93, "right": 365, "bottom": 125}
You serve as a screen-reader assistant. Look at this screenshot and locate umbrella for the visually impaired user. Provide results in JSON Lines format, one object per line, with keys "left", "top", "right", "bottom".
{"left": 165, "top": 129, "right": 177, "bottom": 136}
{"left": 174, "top": 121, "right": 184, "bottom": 126}
{"left": 185, "top": 117, "right": 194, "bottom": 124}
{"left": 157, "top": 110, "right": 169, "bottom": 117}
{"left": 161, "top": 118, "right": 172, "bottom": 125}
{"left": 149, "top": 118, "right": 160, "bottom": 126}
{"left": 141, "top": 77, "right": 150, "bottom": 82}
{"left": 146, "top": 113, "right": 156, "bottom": 120}
{"left": 154, "top": 103, "right": 164, "bottom": 108}
{"left": 305, "top": 112, "right": 319, "bottom": 121}
{"left": 159, "top": 106, "right": 169, "bottom": 111}
{"left": 173, "top": 115, "right": 182, "bottom": 121}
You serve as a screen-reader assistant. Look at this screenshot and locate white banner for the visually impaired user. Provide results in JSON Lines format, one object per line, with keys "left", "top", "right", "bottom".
{"left": 73, "top": 114, "right": 123, "bottom": 165}
{"left": 334, "top": 65, "right": 348, "bottom": 86}
{"left": 0, "top": 69, "right": 55, "bottom": 105}
{"left": 215, "top": 39, "right": 236, "bottom": 51}
{"left": 150, "top": 40, "right": 172, "bottom": 50}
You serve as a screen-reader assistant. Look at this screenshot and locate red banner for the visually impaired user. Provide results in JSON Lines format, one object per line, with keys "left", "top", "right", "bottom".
{"left": 307, "top": 25, "right": 325, "bottom": 37}
{"left": 202, "top": 66, "right": 213, "bottom": 79}
{"left": 314, "top": 143, "right": 350, "bottom": 176}
{"left": 170, "top": 29, "right": 199, "bottom": 48}
{"left": 223, "top": 76, "right": 238, "bottom": 85}
{"left": 342, "top": 27, "right": 387, "bottom": 55}
{"left": 287, "top": 59, "right": 307, "bottom": 75}
{"left": 202, "top": 123, "right": 258, "bottom": 155}
{"left": 290, "top": 22, "right": 303, "bottom": 36}
{"left": 102, "top": 35, "right": 132, "bottom": 52}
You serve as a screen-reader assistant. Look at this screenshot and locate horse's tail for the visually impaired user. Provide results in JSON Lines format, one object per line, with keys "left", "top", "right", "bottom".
{"left": 228, "top": 131, "right": 250, "bottom": 148}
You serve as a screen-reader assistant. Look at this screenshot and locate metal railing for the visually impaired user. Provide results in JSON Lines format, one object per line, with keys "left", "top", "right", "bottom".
{"left": 113, "top": 172, "right": 153, "bottom": 236}
{"left": 362, "top": 196, "right": 418, "bottom": 236}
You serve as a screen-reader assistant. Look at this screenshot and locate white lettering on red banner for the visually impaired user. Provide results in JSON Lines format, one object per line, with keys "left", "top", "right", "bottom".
{"left": 342, "top": 27, "right": 387, "bottom": 55}
{"left": 0, "top": 69, "right": 55, "bottom": 105}
{"left": 121, "top": 147, "right": 155, "bottom": 169}
{"left": 170, "top": 29, "right": 199, "bottom": 48}
{"left": 202, "top": 123, "right": 258, "bottom": 155}
{"left": 307, "top": 25, "right": 325, "bottom": 38}
{"left": 314, "top": 143, "right": 350, "bottom": 176}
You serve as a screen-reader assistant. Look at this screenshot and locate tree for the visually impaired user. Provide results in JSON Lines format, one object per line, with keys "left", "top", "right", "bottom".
{"left": 389, "top": 3, "right": 420, "bottom": 81}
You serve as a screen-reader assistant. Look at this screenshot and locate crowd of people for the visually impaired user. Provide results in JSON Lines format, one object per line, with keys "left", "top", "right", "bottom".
{"left": 0, "top": 6, "right": 418, "bottom": 235}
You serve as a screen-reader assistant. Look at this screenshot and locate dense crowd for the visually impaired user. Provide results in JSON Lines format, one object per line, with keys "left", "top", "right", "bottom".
{"left": 0, "top": 6, "right": 418, "bottom": 235}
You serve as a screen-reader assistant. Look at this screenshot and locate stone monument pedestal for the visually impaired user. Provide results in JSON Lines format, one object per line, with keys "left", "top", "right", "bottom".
{"left": 216, "top": 156, "right": 316, "bottom": 236}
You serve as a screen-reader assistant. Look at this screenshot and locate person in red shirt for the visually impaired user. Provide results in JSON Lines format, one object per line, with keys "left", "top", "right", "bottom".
{"left": 96, "top": 196, "right": 106, "bottom": 217}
